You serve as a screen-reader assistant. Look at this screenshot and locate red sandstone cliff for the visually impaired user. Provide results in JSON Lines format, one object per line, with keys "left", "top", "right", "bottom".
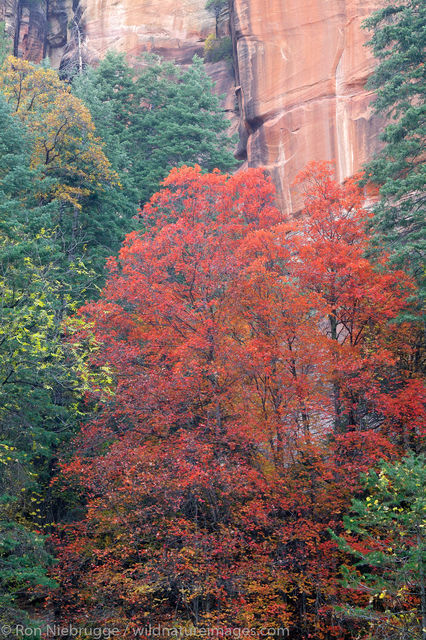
{"left": 0, "top": 0, "right": 384, "bottom": 212}
{"left": 231, "top": 0, "right": 384, "bottom": 210}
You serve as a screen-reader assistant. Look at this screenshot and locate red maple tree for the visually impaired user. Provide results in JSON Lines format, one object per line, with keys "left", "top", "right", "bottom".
{"left": 52, "top": 164, "right": 423, "bottom": 640}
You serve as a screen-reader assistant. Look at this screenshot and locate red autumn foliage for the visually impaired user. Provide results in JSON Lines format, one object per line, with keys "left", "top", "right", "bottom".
{"left": 52, "top": 164, "right": 423, "bottom": 640}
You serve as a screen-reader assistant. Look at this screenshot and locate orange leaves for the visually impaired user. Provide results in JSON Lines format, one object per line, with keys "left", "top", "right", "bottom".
{"left": 143, "top": 165, "right": 282, "bottom": 230}
{"left": 53, "top": 164, "right": 423, "bottom": 638}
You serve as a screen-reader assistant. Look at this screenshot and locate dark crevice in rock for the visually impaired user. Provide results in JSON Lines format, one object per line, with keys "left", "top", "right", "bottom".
{"left": 58, "top": 2, "right": 88, "bottom": 78}
{"left": 47, "top": 0, "right": 69, "bottom": 49}
{"left": 229, "top": 0, "right": 247, "bottom": 162}
{"left": 246, "top": 114, "right": 265, "bottom": 134}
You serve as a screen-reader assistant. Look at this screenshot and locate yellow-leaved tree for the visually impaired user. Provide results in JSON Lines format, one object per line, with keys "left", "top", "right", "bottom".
{"left": 0, "top": 56, "right": 114, "bottom": 208}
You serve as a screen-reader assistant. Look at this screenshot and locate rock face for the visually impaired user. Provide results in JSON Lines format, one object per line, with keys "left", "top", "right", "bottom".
{"left": 1, "top": 0, "right": 46, "bottom": 61}
{"left": 231, "top": 0, "right": 384, "bottom": 211}
{"left": 83, "top": 0, "right": 215, "bottom": 64}
{"left": 1, "top": 0, "right": 19, "bottom": 44}
{"left": 1, "top": 0, "right": 84, "bottom": 68}
{"left": 0, "top": 0, "right": 384, "bottom": 212}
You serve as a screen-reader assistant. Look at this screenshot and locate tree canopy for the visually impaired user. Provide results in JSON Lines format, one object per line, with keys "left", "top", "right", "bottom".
{"left": 0, "top": 6, "right": 424, "bottom": 637}
{"left": 73, "top": 52, "right": 237, "bottom": 208}
{"left": 363, "top": 0, "right": 425, "bottom": 304}
{"left": 332, "top": 454, "right": 425, "bottom": 640}
{"left": 51, "top": 165, "right": 423, "bottom": 639}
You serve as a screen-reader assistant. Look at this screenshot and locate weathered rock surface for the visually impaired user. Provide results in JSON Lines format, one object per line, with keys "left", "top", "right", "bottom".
{"left": 1, "top": 0, "right": 46, "bottom": 61}
{"left": 0, "top": 0, "right": 384, "bottom": 212}
{"left": 1, "top": 0, "right": 81, "bottom": 67}
{"left": 83, "top": 0, "right": 215, "bottom": 64}
{"left": 0, "top": 0, "right": 19, "bottom": 43}
{"left": 231, "top": 0, "right": 384, "bottom": 210}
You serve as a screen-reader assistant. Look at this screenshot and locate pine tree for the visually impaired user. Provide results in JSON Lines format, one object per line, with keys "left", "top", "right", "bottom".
{"left": 74, "top": 52, "right": 237, "bottom": 207}
{"left": 363, "top": 0, "right": 425, "bottom": 304}
{"left": 332, "top": 454, "right": 426, "bottom": 640}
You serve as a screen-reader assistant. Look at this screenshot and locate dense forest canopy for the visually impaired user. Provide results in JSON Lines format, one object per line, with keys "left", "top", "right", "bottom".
{"left": 0, "top": 2, "right": 424, "bottom": 639}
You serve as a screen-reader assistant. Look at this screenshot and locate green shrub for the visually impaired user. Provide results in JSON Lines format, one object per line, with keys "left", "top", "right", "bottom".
{"left": 204, "top": 35, "right": 233, "bottom": 63}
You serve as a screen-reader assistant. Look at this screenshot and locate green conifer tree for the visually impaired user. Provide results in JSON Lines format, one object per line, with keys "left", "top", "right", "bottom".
{"left": 332, "top": 455, "right": 426, "bottom": 640}
{"left": 363, "top": 0, "right": 425, "bottom": 305}
{"left": 73, "top": 52, "right": 237, "bottom": 207}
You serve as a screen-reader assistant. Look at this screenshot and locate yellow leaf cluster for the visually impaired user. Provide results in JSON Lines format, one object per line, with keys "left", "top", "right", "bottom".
{"left": 0, "top": 56, "right": 118, "bottom": 208}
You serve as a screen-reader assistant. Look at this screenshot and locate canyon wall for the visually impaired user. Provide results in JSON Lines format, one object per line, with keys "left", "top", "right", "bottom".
{"left": 0, "top": 0, "right": 384, "bottom": 212}
{"left": 231, "top": 0, "right": 384, "bottom": 210}
{"left": 83, "top": 0, "right": 214, "bottom": 64}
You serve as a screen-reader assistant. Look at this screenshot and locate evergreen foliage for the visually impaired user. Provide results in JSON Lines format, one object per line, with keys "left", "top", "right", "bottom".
{"left": 332, "top": 454, "right": 426, "bottom": 639}
{"left": 0, "top": 93, "right": 63, "bottom": 631}
{"left": 0, "top": 521, "right": 56, "bottom": 632}
{"left": 0, "top": 56, "right": 129, "bottom": 296}
{"left": 363, "top": 0, "right": 425, "bottom": 304}
{"left": 73, "top": 52, "right": 237, "bottom": 207}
